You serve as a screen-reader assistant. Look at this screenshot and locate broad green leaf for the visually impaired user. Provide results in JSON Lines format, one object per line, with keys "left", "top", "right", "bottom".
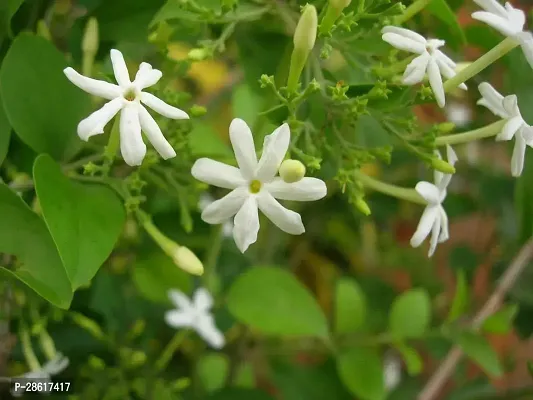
{"left": 226, "top": 266, "right": 329, "bottom": 338}
{"left": 389, "top": 289, "right": 431, "bottom": 338}
{"left": 33, "top": 154, "right": 125, "bottom": 289}
{"left": 207, "top": 388, "right": 274, "bottom": 400}
{"left": 197, "top": 353, "right": 229, "bottom": 393}
{"left": 481, "top": 304, "right": 519, "bottom": 334}
{"left": 0, "top": 33, "right": 90, "bottom": 160}
{"left": 426, "top": 0, "right": 466, "bottom": 48}
{"left": 456, "top": 332, "right": 503, "bottom": 377}
{"left": 188, "top": 122, "right": 233, "bottom": 158}
{"left": 133, "top": 252, "right": 192, "bottom": 304}
{"left": 334, "top": 278, "right": 367, "bottom": 334}
{"left": 337, "top": 347, "right": 385, "bottom": 400}
{"left": 0, "top": 184, "right": 72, "bottom": 308}
{"left": 231, "top": 84, "right": 265, "bottom": 129}
{"left": 353, "top": 115, "right": 393, "bottom": 148}
{"left": 447, "top": 270, "right": 469, "bottom": 323}
{"left": 0, "top": 92, "right": 10, "bottom": 165}
{"left": 394, "top": 342, "right": 423, "bottom": 376}
{"left": 0, "top": 0, "right": 24, "bottom": 39}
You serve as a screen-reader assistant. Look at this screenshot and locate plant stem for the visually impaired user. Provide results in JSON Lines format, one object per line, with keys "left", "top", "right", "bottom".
{"left": 354, "top": 170, "right": 426, "bottom": 205}
{"left": 395, "top": 0, "right": 432, "bottom": 24}
{"left": 203, "top": 224, "right": 223, "bottom": 296}
{"left": 20, "top": 323, "right": 40, "bottom": 371}
{"left": 103, "top": 117, "right": 121, "bottom": 168}
{"left": 443, "top": 37, "right": 518, "bottom": 92}
{"left": 435, "top": 120, "right": 506, "bottom": 146}
{"left": 154, "top": 330, "right": 188, "bottom": 372}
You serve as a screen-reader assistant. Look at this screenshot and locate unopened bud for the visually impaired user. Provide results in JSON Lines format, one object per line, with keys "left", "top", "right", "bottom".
{"left": 431, "top": 158, "right": 456, "bottom": 174}
{"left": 130, "top": 351, "right": 147, "bottom": 367}
{"left": 437, "top": 122, "right": 456, "bottom": 133}
{"left": 88, "top": 355, "right": 106, "bottom": 370}
{"left": 71, "top": 312, "right": 105, "bottom": 340}
{"left": 173, "top": 246, "right": 204, "bottom": 276}
{"left": 82, "top": 18, "right": 99, "bottom": 54}
{"left": 189, "top": 105, "right": 207, "bottom": 117}
{"left": 330, "top": 0, "right": 352, "bottom": 8}
{"left": 355, "top": 197, "right": 371, "bottom": 216}
{"left": 319, "top": 0, "right": 351, "bottom": 36}
{"left": 279, "top": 159, "right": 306, "bottom": 183}
{"left": 188, "top": 48, "right": 210, "bottom": 61}
{"left": 39, "top": 331, "right": 57, "bottom": 360}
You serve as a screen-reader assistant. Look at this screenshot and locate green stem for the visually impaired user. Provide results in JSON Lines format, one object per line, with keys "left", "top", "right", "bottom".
{"left": 155, "top": 330, "right": 188, "bottom": 372}
{"left": 141, "top": 212, "right": 177, "bottom": 255}
{"left": 38, "top": 329, "right": 57, "bottom": 361}
{"left": 395, "top": 0, "right": 432, "bottom": 24}
{"left": 103, "top": 117, "right": 121, "bottom": 167}
{"left": 203, "top": 224, "right": 224, "bottom": 295}
{"left": 443, "top": 37, "right": 518, "bottom": 92}
{"left": 354, "top": 170, "right": 426, "bottom": 205}
{"left": 318, "top": 4, "right": 341, "bottom": 36}
{"left": 435, "top": 120, "right": 506, "bottom": 146}
{"left": 20, "top": 323, "right": 40, "bottom": 371}
{"left": 287, "top": 48, "right": 309, "bottom": 93}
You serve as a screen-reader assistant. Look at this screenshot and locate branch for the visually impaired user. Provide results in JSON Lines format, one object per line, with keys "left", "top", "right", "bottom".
{"left": 418, "top": 238, "right": 533, "bottom": 400}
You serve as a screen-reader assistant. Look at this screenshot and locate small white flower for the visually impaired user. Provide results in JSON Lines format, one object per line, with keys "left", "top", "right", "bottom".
{"left": 13, "top": 354, "right": 69, "bottom": 397}
{"left": 477, "top": 82, "right": 533, "bottom": 176}
{"left": 410, "top": 145, "right": 458, "bottom": 257}
{"left": 472, "top": 0, "right": 533, "bottom": 68}
{"left": 191, "top": 118, "right": 327, "bottom": 253}
{"left": 381, "top": 26, "right": 467, "bottom": 108}
{"left": 383, "top": 353, "right": 402, "bottom": 391}
{"left": 64, "top": 49, "right": 189, "bottom": 166}
{"left": 198, "top": 193, "right": 233, "bottom": 238}
{"left": 165, "top": 288, "right": 225, "bottom": 349}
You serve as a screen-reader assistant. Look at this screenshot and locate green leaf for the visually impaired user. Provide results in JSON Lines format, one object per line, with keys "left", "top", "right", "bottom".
{"left": 231, "top": 84, "right": 265, "bottom": 129}
{"left": 394, "top": 342, "right": 423, "bottom": 376}
{"left": 389, "top": 289, "right": 431, "bottom": 338}
{"left": 33, "top": 154, "right": 125, "bottom": 289}
{"left": 447, "top": 270, "right": 469, "bottom": 323}
{"left": 336, "top": 347, "right": 385, "bottom": 400}
{"left": 0, "top": 33, "right": 90, "bottom": 160}
{"left": 515, "top": 148, "right": 533, "bottom": 244}
{"left": 188, "top": 122, "right": 233, "bottom": 158}
{"left": 0, "top": 92, "right": 10, "bottom": 165}
{"left": 133, "top": 252, "right": 192, "bottom": 304}
{"left": 207, "top": 388, "right": 274, "bottom": 400}
{"left": 0, "top": 0, "right": 24, "bottom": 39}
{"left": 334, "top": 278, "right": 367, "bottom": 334}
{"left": 226, "top": 266, "right": 329, "bottom": 338}
{"left": 456, "top": 332, "right": 503, "bottom": 377}
{"left": 481, "top": 304, "right": 519, "bottom": 334}
{"left": 0, "top": 184, "right": 72, "bottom": 308}
{"left": 426, "top": 0, "right": 466, "bottom": 48}
{"left": 234, "top": 362, "right": 255, "bottom": 388}
{"left": 197, "top": 353, "right": 229, "bottom": 393}
{"left": 353, "top": 115, "right": 393, "bottom": 148}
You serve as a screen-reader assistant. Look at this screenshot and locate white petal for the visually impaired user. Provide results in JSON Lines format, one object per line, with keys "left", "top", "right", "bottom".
{"left": 77, "top": 97, "right": 123, "bottom": 141}
{"left": 511, "top": 132, "right": 527, "bottom": 177}
{"left": 427, "top": 58, "right": 445, "bottom": 108}
{"left": 438, "top": 206, "right": 450, "bottom": 243}
{"left": 264, "top": 177, "right": 327, "bottom": 201}
{"left": 165, "top": 310, "right": 193, "bottom": 328}
{"left": 381, "top": 26, "right": 427, "bottom": 44}
{"left": 229, "top": 118, "right": 258, "bottom": 180}
{"left": 119, "top": 104, "right": 146, "bottom": 166}
{"left": 110, "top": 49, "right": 131, "bottom": 87}
{"left": 134, "top": 62, "right": 163, "bottom": 90}
{"left": 410, "top": 206, "right": 439, "bottom": 248}
{"left": 471, "top": 11, "right": 517, "bottom": 36}
{"left": 446, "top": 144, "right": 459, "bottom": 167}
{"left": 435, "top": 56, "right": 467, "bottom": 90}
{"left": 168, "top": 289, "right": 192, "bottom": 309}
{"left": 201, "top": 187, "right": 249, "bottom": 224}
{"left": 43, "top": 355, "right": 69, "bottom": 375}
{"left": 256, "top": 191, "right": 305, "bottom": 235}
{"left": 191, "top": 158, "right": 246, "bottom": 189}
{"left": 382, "top": 32, "right": 426, "bottom": 54}
{"left": 415, "top": 181, "right": 441, "bottom": 204}
{"left": 506, "top": 3, "right": 526, "bottom": 29}
{"left": 502, "top": 94, "right": 520, "bottom": 117}
{"left": 518, "top": 31, "right": 533, "bottom": 70}
{"left": 473, "top": 0, "right": 508, "bottom": 17}
{"left": 402, "top": 54, "right": 429, "bottom": 85}
{"left": 522, "top": 125, "right": 533, "bottom": 144}
{"left": 427, "top": 213, "right": 442, "bottom": 257}
{"left": 477, "top": 82, "right": 508, "bottom": 118}
{"left": 140, "top": 92, "right": 189, "bottom": 119}
{"left": 63, "top": 67, "right": 121, "bottom": 99}
{"left": 497, "top": 116, "right": 523, "bottom": 141}
{"left": 233, "top": 196, "right": 260, "bottom": 253}
{"left": 255, "top": 123, "right": 291, "bottom": 181}
{"left": 195, "top": 315, "right": 225, "bottom": 349}
{"left": 435, "top": 50, "right": 457, "bottom": 68}
{"left": 138, "top": 105, "right": 176, "bottom": 159}
{"left": 193, "top": 288, "right": 213, "bottom": 311}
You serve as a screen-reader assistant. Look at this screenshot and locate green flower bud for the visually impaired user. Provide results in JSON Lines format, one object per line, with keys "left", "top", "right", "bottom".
{"left": 319, "top": 0, "right": 351, "bottom": 36}
{"left": 189, "top": 105, "right": 207, "bottom": 117}
{"left": 330, "top": 0, "right": 352, "bottom": 8}
{"left": 187, "top": 48, "right": 210, "bottom": 61}
{"left": 279, "top": 159, "right": 306, "bottom": 183}
{"left": 71, "top": 312, "right": 105, "bottom": 340}
{"left": 172, "top": 246, "right": 204, "bottom": 276}
{"left": 130, "top": 351, "right": 147, "bottom": 367}
{"left": 88, "top": 355, "right": 106, "bottom": 370}
{"left": 355, "top": 197, "right": 371, "bottom": 216}
{"left": 437, "top": 122, "right": 456, "bottom": 133}
{"left": 431, "top": 158, "right": 456, "bottom": 174}
{"left": 82, "top": 18, "right": 99, "bottom": 54}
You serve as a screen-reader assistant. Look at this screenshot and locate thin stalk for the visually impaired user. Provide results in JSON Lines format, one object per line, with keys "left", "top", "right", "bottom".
{"left": 354, "top": 170, "right": 426, "bottom": 205}
{"left": 435, "top": 120, "right": 506, "bottom": 146}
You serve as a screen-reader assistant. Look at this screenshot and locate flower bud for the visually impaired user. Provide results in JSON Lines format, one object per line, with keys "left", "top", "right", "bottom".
{"left": 437, "top": 122, "right": 456, "bottom": 133}
{"left": 88, "top": 355, "right": 106, "bottom": 370}
{"left": 188, "top": 48, "right": 210, "bottom": 61}
{"left": 71, "top": 312, "right": 105, "bottom": 340}
{"left": 189, "top": 105, "right": 207, "bottom": 117}
{"left": 82, "top": 18, "right": 99, "bottom": 54}
{"left": 431, "top": 158, "right": 456, "bottom": 174}
{"left": 172, "top": 246, "right": 204, "bottom": 276}
{"left": 294, "top": 4, "right": 318, "bottom": 52}
{"left": 39, "top": 331, "right": 57, "bottom": 360}
{"left": 355, "top": 197, "right": 371, "bottom": 216}
{"left": 330, "top": 0, "right": 352, "bottom": 8}
{"left": 279, "top": 159, "right": 306, "bottom": 183}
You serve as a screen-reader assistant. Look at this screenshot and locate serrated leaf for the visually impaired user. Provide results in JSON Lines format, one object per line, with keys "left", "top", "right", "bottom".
{"left": 334, "top": 278, "right": 367, "bottom": 334}
{"left": 456, "top": 332, "right": 503, "bottom": 377}
{"left": 389, "top": 289, "right": 431, "bottom": 338}
{"left": 337, "top": 347, "right": 385, "bottom": 400}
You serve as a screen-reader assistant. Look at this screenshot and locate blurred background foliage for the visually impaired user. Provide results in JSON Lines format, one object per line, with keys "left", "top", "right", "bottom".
{"left": 1, "top": 0, "right": 533, "bottom": 399}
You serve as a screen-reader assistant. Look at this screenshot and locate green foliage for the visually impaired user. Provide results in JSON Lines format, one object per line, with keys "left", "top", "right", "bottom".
{"left": 197, "top": 353, "right": 230, "bottom": 393}
{"left": 395, "top": 342, "right": 423, "bottom": 376}
{"left": 389, "top": 289, "right": 431, "bottom": 338}
{"left": 334, "top": 277, "right": 367, "bottom": 334}
{"left": 481, "top": 304, "right": 519, "bottom": 334}
{"left": 226, "top": 266, "right": 329, "bottom": 339}
{"left": 447, "top": 270, "right": 469, "bottom": 323}
{"left": 0, "top": 92, "right": 10, "bottom": 166}
{"left": 425, "top": 0, "right": 466, "bottom": 48}
{"left": 455, "top": 332, "right": 504, "bottom": 378}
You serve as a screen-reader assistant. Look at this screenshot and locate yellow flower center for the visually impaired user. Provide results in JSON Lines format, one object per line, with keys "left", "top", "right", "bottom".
{"left": 249, "top": 180, "right": 262, "bottom": 194}
{"left": 123, "top": 88, "right": 137, "bottom": 101}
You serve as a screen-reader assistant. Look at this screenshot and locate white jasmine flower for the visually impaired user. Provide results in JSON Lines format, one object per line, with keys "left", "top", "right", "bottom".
{"left": 477, "top": 82, "right": 533, "bottom": 176}
{"left": 63, "top": 49, "right": 189, "bottom": 166}
{"left": 472, "top": 0, "right": 533, "bottom": 68}
{"left": 381, "top": 26, "right": 467, "bottom": 108}
{"left": 165, "top": 288, "right": 224, "bottom": 349}
{"left": 13, "top": 354, "right": 69, "bottom": 397}
{"left": 191, "top": 118, "right": 327, "bottom": 253}
{"left": 410, "top": 145, "right": 458, "bottom": 257}
{"left": 198, "top": 194, "right": 233, "bottom": 238}
{"left": 445, "top": 102, "right": 472, "bottom": 127}
{"left": 383, "top": 353, "right": 402, "bottom": 391}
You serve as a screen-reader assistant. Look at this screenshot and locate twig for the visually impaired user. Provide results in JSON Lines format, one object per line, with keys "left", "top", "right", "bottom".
{"left": 418, "top": 238, "right": 533, "bottom": 400}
